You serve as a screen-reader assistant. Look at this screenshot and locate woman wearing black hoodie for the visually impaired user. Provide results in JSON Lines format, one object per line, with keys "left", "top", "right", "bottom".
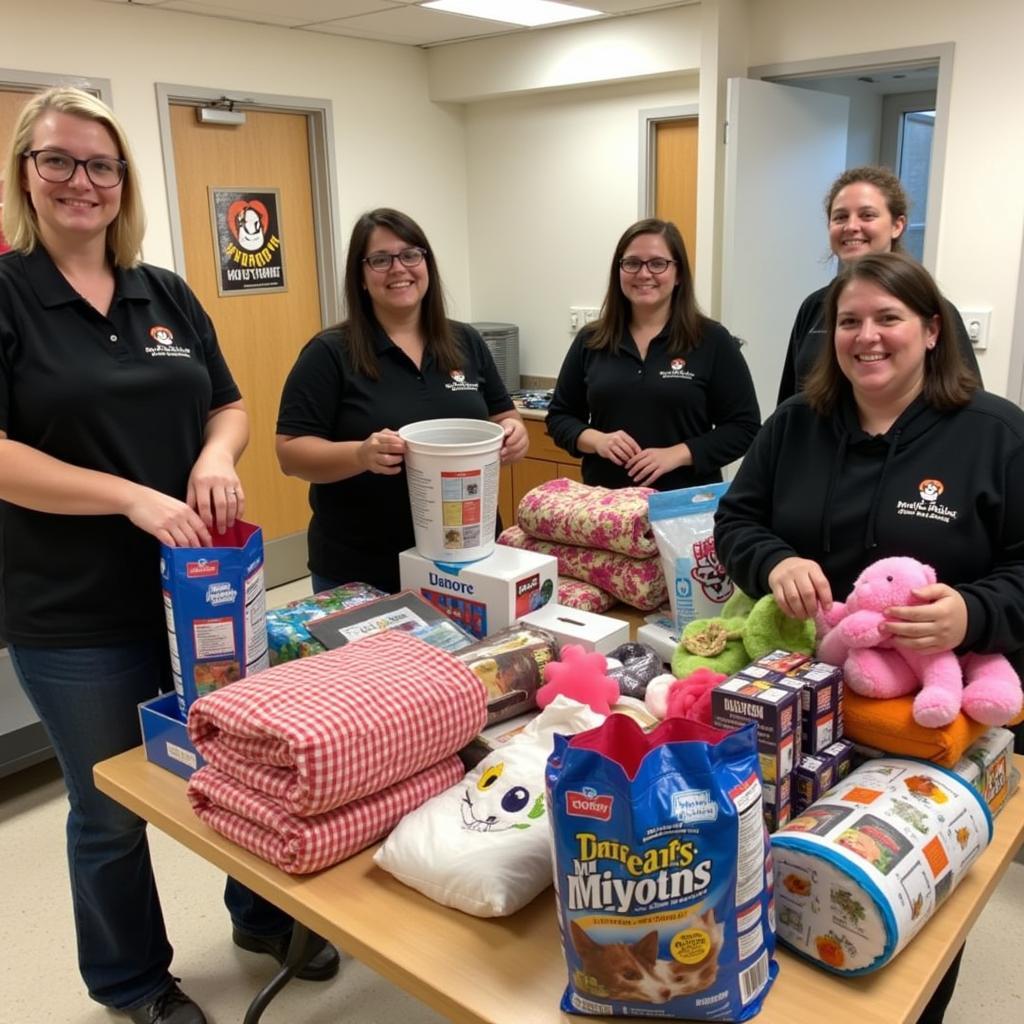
{"left": 715, "top": 251, "right": 1024, "bottom": 1024}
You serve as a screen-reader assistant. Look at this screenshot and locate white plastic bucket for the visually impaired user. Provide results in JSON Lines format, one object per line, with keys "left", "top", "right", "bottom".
{"left": 399, "top": 418, "right": 505, "bottom": 563}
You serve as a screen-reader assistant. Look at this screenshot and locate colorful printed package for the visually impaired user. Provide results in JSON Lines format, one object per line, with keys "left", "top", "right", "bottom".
{"left": 547, "top": 715, "right": 777, "bottom": 1020}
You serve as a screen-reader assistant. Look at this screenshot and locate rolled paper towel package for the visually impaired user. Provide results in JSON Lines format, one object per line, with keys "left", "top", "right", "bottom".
{"left": 771, "top": 758, "right": 992, "bottom": 974}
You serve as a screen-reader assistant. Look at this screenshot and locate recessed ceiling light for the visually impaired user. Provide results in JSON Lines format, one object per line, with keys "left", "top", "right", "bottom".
{"left": 422, "top": 0, "right": 602, "bottom": 28}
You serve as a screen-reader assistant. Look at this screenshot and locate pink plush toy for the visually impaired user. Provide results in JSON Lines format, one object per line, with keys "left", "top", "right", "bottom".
{"left": 643, "top": 668, "right": 727, "bottom": 727}
{"left": 815, "top": 556, "right": 1023, "bottom": 728}
{"left": 537, "top": 644, "right": 620, "bottom": 716}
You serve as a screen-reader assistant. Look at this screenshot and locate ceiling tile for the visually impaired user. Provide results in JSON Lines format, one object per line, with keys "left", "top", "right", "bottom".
{"left": 306, "top": 6, "right": 513, "bottom": 45}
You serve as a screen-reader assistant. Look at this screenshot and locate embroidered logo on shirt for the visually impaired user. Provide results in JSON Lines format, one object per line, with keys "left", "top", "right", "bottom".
{"left": 145, "top": 324, "right": 192, "bottom": 359}
{"left": 445, "top": 368, "right": 479, "bottom": 392}
{"left": 660, "top": 357, "right": 695, "bottom": 381}
{"left": 896, "top": 478, "right": 958, "bottom": 524}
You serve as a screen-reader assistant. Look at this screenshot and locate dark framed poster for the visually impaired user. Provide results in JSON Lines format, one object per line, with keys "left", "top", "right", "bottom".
{"left": 208, "top": 187, "right": 287, "bottom": 296}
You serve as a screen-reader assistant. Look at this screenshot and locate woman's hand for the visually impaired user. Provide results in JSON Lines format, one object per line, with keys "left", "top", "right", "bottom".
{"left": 768, "top": 557, "right": 833, "bottom": 620}
{"left": 626, "top": 444, "right": 692, "bottom": 486}
{"left": 593, "top": 429, "right": 641, "bottom": 466}
{"left": 126, "top": 487, "right": 212, "bottom": 548}
{"left": 359, "top": 429, "right": 406, "bottom": 475}
{"left": 881, "top": 583, "right": 968, "bottom": 654}
{"left": 499, "top": 418, "right": 529, "bottom": 463}
{"left": 187, "top": 447, "right": 244, "bottom": 534}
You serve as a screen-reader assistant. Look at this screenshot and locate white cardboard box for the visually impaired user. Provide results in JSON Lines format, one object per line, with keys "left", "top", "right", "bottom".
{"left": 398, "top": 544, "right": 557, "bottom": 639}
{"left": 636, "top": 620, "right": 679, "bottom": 665}
{"left": 518, "top": 602, "right": 629, "bottom": 655}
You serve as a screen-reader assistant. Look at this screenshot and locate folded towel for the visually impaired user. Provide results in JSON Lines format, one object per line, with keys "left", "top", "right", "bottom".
{"left": 557, "top": 577, "right": 617, "bottom": 613}
{"left": 188, "top": 631, "right": 486, "bottom": 816}
{"left": 516, "top": 478, "right": 658, "bottom": 557}
{"left": 499, "top": 526, "right": 667, "bottom": 611}
{"left": 188, "top": 757, "right": 463, "bottom": 874}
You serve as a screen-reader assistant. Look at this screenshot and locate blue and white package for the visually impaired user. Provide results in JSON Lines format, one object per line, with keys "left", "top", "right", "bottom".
{"left": 161, "top": 520, "right": 269, "bottom": 716}
{"left": 547, "top": 715, "right": 777, "bottom": 1020}
{"left": 649, "top": 483, "right": 734, "bottom": 634}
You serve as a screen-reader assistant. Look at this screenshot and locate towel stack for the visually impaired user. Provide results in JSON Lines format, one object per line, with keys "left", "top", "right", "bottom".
{"left": 185, "top": 631, "right": 486, "bottom": 874}
{"left": 498, "top": 478, "right": 667, "bottom": 611}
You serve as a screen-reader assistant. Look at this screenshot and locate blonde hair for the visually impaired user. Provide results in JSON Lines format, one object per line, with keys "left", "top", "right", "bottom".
{"left": 2, "top": 87, "right": 145, "bottom": 267}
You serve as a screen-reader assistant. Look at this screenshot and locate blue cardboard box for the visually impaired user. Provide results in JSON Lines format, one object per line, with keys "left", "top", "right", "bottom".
{"left": 138, "top": 692, "right": 205, "bottom": 781}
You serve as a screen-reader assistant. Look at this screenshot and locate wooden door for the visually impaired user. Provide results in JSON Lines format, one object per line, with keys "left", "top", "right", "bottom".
{"left": 169, "top": 105, "right": 323, "bottom": 546}
{"left": 0, "top": 89, "right": 38, "bottom": 248}
{"left": 655, "top": 118, "right": 699, "bottom": 267}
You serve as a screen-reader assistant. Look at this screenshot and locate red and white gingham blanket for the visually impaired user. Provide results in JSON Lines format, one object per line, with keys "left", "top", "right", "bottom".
{"left": 187, "top": 756, "right": 464, "bottom": 874}
{"left": 187, "top": 631, "right": 486, "bottom": 816}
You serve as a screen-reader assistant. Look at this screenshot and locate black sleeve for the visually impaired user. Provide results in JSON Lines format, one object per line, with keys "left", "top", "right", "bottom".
{"left": 713, "top": 410, "right": 800, "bottom": 597}
{"left": 686, "top": 325, "right": 761, "bottom": 476}
{"left": 276, "top": 333, "right": 346, "bottom": 439}
{"left": 458, "top": 323, "right": 515, "bottom": 415}
{"left": 546, "top": 330, "right": 592, "bottom": 457}
{"left": 776, "top": 291, "right": 819, "bottom": 406}
{"left": 945, "top": 299, "right": 983, "bottom": 385}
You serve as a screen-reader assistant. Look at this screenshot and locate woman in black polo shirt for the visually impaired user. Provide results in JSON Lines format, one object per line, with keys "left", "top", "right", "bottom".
{"left": 547, "top": 218, "right": 760, "bottom": 490}
{"left": 276, "top": 207, "right": 528, "bottom": 594}
{"left": 0, "top": 88, "right": 336, "bottom": 1024}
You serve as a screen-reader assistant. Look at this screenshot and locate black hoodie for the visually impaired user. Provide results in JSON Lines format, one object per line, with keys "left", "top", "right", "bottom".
{"left": 714, "top": 388, "right": 1024, "bottom": 666}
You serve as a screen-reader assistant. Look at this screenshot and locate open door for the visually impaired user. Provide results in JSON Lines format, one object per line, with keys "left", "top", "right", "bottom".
{"left": 722, "top": 78, "right": 850, "bottom": 418}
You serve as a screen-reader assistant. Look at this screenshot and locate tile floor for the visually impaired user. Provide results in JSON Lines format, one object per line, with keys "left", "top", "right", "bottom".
{"left": 1, "top": 577, "right": 1022, "bottom": 1023}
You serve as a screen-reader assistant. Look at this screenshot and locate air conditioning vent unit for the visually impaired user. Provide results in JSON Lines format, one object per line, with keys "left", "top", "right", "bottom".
{"left": 471, "top": 322, "right": 519, "bottom": 394}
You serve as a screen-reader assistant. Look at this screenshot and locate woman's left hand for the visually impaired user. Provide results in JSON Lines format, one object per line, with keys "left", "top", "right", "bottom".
{"left": 187, "top": 447, "right": 244, "bottom": 535}
{"left": 625, "top": 444, "right": 691, "bottom": 486}
{"left": 499, "top": 418, "right": 529, "bottom": 464}
{"left": 882, "top": 583, "right": 968, "bottom": 654}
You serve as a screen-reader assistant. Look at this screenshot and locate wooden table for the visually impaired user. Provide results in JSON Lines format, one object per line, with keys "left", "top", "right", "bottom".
{"left": 94, "top": 747, "right": 1024, "bottom": 1024}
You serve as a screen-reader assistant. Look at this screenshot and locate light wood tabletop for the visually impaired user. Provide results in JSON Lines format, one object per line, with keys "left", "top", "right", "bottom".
{"left": 94, "top": 747, "right": 1024, "bottom": 1024}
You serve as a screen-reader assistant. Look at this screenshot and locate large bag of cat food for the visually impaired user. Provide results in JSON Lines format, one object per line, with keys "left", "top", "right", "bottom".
{"left": 547, "top": 715, "right": 777, "bottom": 1020}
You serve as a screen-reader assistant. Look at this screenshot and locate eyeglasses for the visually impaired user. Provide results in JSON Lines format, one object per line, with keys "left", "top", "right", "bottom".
{"left": 24, "top": 149, "right": 127, "bottom": 188}
{"left": 619, "top": 256, "right": 677, "bottom": 275}
{"left": 363, "top": 247, "right": 427, "bottom": 272}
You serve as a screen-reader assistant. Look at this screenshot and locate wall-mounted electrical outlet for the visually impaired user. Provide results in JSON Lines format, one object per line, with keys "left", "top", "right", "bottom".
{"left": 569, "top": 306, "right": 600, "bottom": 332}
{"left": 961, "top": 309, "right": 991, "bottom": 350}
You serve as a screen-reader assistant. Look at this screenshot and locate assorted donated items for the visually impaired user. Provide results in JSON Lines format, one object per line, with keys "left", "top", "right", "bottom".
{"left": 161, "top": 520, "right": 269, "bottom": 715}
{"left": 375, "top": 697, "right": 603, "bottom": 917}
{"left": 519, "top": 600, "right": 629, "bottom": 654}
{"left": 185, "top": 632, "right": 486, "bottom": 872}
{"left": 772, "top": 758, "right": 991, "bottom": 974}
{"left": 815, "top": 556, "right": 1023, "bottom": 728}
{"left": 547, "top": 715, "right": 777, "bottom": 1020}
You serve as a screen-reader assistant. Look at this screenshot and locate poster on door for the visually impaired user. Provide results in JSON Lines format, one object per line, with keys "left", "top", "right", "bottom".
{"left": 209, "top": 187, "right": 287, "bottom": 296}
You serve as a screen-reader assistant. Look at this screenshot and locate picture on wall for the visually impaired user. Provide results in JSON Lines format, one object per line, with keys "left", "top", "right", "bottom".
{"left": 209, "top": 187, "right": 287, "bottom": 295}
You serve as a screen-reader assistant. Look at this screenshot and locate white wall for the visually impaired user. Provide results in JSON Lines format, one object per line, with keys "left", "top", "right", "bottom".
{"left": 0, "top": 0, "right": 473, "bottom": 317}
{"left": 464, "top": 75, "right": 699, "bottom": 378}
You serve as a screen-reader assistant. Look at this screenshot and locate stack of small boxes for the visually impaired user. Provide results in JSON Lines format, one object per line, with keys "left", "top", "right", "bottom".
{"left": 710, "top": 650, "right": 854, "bottom": 831}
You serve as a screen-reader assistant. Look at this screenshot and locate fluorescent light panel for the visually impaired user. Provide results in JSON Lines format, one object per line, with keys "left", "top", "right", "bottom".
{"left": 422, "top": 0, "right": 602, "bottom": 28}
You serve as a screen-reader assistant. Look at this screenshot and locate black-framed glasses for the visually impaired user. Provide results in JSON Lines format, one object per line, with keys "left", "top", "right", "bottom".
{"left": 363, "top": 247, "right": 427, "bottom": 272}
{"left": 24, "top": 149, "right": 127, "bottom": 188}
{"left": 619, "top": 256, "right": 677, "bottom": 275}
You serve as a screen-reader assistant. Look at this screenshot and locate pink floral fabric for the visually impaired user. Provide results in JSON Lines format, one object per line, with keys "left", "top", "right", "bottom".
{"left": 499, "top": 526, "right": 667, "bottom": 611}
{"left": 516, "top": 478, "right": 658, "bottom": 558}
{"left": 558, "top": 577, "right": 617, "bottom": 613}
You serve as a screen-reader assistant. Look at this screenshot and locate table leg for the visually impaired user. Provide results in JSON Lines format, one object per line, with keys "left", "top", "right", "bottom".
{"left": 242, "top": 923, "right": 317, "bottom": 1024}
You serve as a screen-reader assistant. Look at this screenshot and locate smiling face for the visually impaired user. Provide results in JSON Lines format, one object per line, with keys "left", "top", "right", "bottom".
{"left": 619, "top": 232, "right": 678, "bottom": 319}
{"left": 22, "top": 110, "right": 122, "bottom": 251}
{"left": 834, "top": 278, "right": 938, "bottom": 407}
{"left": 828, "top": 182, "right": 906, "bottom": 264}
{"left": 362, "top": 225, "right": 429, "bottom": 322}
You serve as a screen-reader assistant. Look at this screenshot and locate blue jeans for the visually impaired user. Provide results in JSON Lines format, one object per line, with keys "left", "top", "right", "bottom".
{"left": 10, "top": 639, "right": 292, "bottom": 1010}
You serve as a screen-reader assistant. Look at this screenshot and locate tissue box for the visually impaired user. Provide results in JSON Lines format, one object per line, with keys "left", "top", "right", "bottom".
{"left": 138, "top": 693, "right": 204, "bottom": 781}
{"left": 636, "top": 619, "right": 679, "bottom": 664}
{"left": 399, "top": 544, "right": 556, "bottom": 638}
{"left": 518, "top": 602, "right": 628, "bottom": 654}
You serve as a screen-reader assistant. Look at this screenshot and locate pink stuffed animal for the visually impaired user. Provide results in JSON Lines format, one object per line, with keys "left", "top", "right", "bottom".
{"left": 815, "top": 556, "right": 1022, "bottom": 728}
{"left": 537, "top": 644, "right": 620, "bottom": 716}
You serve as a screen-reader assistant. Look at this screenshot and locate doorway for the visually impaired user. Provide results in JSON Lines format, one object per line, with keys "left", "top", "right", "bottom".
{"left": 639, "top": 105, "right": 699, "bottom": 264}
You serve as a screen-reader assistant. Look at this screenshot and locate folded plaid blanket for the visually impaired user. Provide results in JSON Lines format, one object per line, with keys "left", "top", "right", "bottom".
{"left": 188, "top": 631, "right": 486, "bottom": 816}
{"left": 188, "top": 756, "right": 463, "bottom": 874}
{"left": 499, "top": 526, "right": 667, "bottom": 611}
{"left": 516, "top": 478, "right": 658, "bottom": 558}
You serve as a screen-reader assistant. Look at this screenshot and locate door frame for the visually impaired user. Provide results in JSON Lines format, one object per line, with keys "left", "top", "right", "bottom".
{"left": 155, "top": 84, "right": 342, "bottom": 330}
{"left": 637, "top": 103, "right": 699, "bottom": 218}
{"left": 0, "top": 67, "right": 111, "bottom": 101}
{"left": 748, "top": 42, "right": 954, "bottom": 272}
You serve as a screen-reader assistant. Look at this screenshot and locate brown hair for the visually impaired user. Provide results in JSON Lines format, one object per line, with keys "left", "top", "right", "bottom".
{"left": 804, "top": 252, "right": 978, "bottom": 414}
{"left": 340, "top": 208, "right": 459, "bottom": 379}
{"left": 825, "top": 166, "right": 908, "bottom": 253}
{"left": 586, "top": 218, "right": 705, "bottom": 356}
{"left": 2, "top": 86, "right": 145, "bottom": 267}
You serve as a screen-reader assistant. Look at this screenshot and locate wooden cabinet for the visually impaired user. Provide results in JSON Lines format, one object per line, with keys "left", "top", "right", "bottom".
{"left": 498, "top": 417, "right": 582, "bottom": 528}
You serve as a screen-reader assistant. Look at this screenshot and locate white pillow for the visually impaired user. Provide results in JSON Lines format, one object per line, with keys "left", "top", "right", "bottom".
{"left": 374, "top": 697, "right": 603, "bottom": 916}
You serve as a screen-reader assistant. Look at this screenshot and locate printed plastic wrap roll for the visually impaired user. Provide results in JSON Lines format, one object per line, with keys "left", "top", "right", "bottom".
{"left": 771, "top": 758, "right": 992, "bottom": 975}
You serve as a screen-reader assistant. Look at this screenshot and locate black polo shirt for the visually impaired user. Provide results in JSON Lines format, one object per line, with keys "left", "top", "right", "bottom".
{"left": 0, "top": 247, "right": 240, "bottom": 646}
{"left": 277, "top": 321, "right": 513, "bottom": 592}
{"left": 546, "top": 319, "right": 761, "bottom": 490}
